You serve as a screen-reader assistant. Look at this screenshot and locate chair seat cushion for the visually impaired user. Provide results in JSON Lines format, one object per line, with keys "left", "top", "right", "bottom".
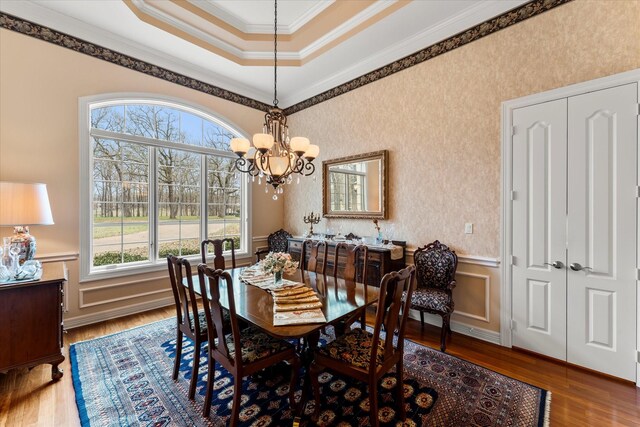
{"left": 189, "top": 309, "right": 231, "bottom": 333}
{"left": 317, "top": 328, "right": 385, "bottom": 370}
{"left": 225, "top": 326, "right": 293, "bottom": 364}
{"left": 410, "top": 288, "right": 454, "bottom": 314}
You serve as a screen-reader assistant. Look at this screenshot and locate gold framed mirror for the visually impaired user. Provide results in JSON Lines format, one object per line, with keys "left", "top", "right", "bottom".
{"left": 322, "top": 150, "right": 388, "bottom": 219}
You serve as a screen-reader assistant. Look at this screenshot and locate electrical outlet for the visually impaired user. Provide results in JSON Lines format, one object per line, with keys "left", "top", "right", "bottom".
{"left": 465, "top": 223, "right": 473, "bottom": 234}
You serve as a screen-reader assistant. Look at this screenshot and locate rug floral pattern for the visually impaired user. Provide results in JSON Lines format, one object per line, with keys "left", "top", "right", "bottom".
{"left": 70, "top": 318, "right": 548, "bottom": 426}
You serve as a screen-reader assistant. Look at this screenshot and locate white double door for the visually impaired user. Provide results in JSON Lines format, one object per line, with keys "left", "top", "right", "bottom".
{"left": 511, "top": 83, "right": 638, "bottom": 381}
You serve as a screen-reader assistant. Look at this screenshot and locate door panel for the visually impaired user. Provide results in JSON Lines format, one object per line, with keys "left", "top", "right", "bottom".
{"left": 512, "top": 99, "right": 568, "bottom": 360}
{"left": 567, "top": 83, "right": 637, "bottom": 381}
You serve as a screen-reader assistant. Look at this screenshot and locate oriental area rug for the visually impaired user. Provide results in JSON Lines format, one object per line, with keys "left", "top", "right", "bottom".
{"left": 70, "top": 318, "right": 550, "bottom": 426}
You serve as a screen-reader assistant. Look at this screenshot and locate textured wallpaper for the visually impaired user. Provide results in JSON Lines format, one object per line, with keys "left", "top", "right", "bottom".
{"left": 283, "top": 0, "right": 640, "bottom": 258}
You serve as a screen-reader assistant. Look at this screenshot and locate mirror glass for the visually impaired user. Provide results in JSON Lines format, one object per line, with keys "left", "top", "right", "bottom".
{"left": 323, "top": 150, "right": 387, "bottom": 219}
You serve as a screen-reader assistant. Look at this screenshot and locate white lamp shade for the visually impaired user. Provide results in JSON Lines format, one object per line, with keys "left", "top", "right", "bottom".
{"left": 230, "top": 137, "right": 250, "bottom": 154}
{"left": 303, "top": 144, "right": 320, "bottom": 160}
{"left": 0, "top": 182, "right": 54, "bottom": 225}
{"left": 290, "top": 137, "right": 310, "bottom": 153}
{"left": 253, "top": 133, "right": 275, "bottom": 151}
{"left": 264, "top": 156, "right": 290, "bottom": 177}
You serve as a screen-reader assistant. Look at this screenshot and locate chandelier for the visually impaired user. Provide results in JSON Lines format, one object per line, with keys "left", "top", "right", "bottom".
{"left": 229, "top": 0, "right": 319, "bottom": 200}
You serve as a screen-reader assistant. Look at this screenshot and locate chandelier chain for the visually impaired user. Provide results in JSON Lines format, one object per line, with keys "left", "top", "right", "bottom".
{"left": 273, "top": 0, "right": 278, "bottom": 106}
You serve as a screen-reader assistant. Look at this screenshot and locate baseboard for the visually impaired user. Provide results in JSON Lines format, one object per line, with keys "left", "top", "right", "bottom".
{"left": 64, "top": 297, "right": 174, "bottom": 329}
{"left": 408, "top": 310, "right": 501, "bottom": 345}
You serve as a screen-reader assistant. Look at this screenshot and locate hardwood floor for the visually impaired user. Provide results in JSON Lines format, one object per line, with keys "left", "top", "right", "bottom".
{"left": 1, "top": 306, "right": 639, "bottom": 426}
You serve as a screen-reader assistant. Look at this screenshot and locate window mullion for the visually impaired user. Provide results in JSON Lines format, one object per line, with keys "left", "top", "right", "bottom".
{"left": 149, "top": 146, "right": 158, "bottom": 263}
{"left": 201, "top": 155, "right": 208, "bottom": 246}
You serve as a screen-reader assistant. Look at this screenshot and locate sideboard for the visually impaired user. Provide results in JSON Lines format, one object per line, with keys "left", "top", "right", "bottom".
{"left": 287, "top": 237, "right": 406, "bottom": 287}
{"left": 0, "top": 261, "right": 67, "bottom": 381}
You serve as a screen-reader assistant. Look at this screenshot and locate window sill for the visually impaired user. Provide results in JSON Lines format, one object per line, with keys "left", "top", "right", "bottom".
{"left": 80, "top": 251, "right": 253, "bottom": 283}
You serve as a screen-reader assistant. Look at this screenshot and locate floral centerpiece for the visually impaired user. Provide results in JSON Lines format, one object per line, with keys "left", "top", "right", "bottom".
{"left": 262, "top": 252, "right": 298, "bottom": 284}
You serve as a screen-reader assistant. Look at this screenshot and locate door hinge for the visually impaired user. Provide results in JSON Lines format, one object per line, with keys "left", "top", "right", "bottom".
{"left": 511, "top": 255, "right": 517, "bottom": 266}
{"left": 636, "top": 103, "right": 640, "bottom": 116}
{"left": 512, "top": 125, "right": 518, "bottom": 136}
{"left": 637, "top": 350, "right": 640, "bottom": 364}
{"left": 637, "top": 268, "right": 640, "bottom": 281}
{"left": 511, "top": 190, "right": 517, "bottom": 201}
{"left": 636, "top": 186, "right": 640, "bottom": 198}
{"left": 511, "top": 320, "right": 517, "bottom": 331}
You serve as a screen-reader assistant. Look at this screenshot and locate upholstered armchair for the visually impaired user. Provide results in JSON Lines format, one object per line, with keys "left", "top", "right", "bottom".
{"left": 410, "top": 240, "right": 458, "bottom": 352}
{"left": 255, "top": 229, "right": 292, "bottom": 262}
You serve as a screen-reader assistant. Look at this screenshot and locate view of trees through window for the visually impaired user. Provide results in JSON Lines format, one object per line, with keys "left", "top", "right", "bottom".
{"left": 329, "top": 164, "right": 365, "bottom": 212}
{"left": 90, "top": 102, "right": 242, "bottom": 268}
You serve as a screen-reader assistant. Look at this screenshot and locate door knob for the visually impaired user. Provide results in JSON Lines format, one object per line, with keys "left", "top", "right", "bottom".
{"left": 570, "top": 262, "right": 592, "bottom": 272}
{"left": 544, "top": 261, "right": 564, "bottom": 269}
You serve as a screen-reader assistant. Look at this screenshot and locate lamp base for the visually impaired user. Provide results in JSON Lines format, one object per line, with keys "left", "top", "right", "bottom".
{"left": 8, "top": 226, "right": 36, "bottom": 264}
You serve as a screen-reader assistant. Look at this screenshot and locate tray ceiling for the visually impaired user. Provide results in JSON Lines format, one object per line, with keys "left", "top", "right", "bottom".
{"left": 0, "top": 0, "right": 528, "bottom": 108}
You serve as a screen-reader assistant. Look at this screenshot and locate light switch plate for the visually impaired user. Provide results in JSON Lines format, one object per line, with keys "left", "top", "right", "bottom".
{"left": 465, "top": 223, "right": 473, "bottom": 234}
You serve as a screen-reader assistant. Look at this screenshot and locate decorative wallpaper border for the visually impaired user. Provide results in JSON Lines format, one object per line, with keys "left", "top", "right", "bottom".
{"left": 0, "top": 0, "right": 572, "bottom": 116}
{"left": 282, "top": 0, "right": 573, "bottom": 115}
{"left": 0, "top": 12, "right": 272, "bottom": 113}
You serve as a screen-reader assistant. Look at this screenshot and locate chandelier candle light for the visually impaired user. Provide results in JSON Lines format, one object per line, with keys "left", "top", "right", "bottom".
{"left": 230, "top": 0, "right": 319, "bottom": 200}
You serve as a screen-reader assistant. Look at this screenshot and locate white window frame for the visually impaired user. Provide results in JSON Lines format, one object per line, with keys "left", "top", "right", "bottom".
{"left": 79, "top": 93, "right": 252, "bottom": 282}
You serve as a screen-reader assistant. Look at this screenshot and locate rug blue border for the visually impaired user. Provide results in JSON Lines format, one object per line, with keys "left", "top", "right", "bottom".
{"left": 70, "top": 344, "right": 91, "bottom": 427}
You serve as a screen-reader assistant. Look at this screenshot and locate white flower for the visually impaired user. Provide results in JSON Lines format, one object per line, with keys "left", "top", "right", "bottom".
{"left": 262, "top": 252, "right": 299, "bottom": 275}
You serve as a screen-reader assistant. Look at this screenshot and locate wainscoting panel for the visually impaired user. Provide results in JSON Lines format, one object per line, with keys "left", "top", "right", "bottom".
{"left": 79, "top": 276, "right": 171, "bottom": 308}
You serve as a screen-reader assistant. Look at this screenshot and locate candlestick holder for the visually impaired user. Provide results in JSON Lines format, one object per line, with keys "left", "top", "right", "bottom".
{"left": 303, "top": 211, "right": 321, "bottom": 236}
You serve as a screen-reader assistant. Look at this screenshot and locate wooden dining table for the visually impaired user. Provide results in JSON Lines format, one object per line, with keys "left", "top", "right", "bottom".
{"left": 189, "top": 266, "right": 379, "bottom": 342}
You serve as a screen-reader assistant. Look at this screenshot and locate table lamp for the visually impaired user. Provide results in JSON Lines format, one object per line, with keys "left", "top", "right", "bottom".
{"left": 0, "top": 182, "right": 54, "bottom": 263}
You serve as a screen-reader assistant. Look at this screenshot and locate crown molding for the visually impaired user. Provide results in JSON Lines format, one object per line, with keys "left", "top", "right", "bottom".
{"left": 283, "top": 0, "right": 573, "bottom": 114}
{"left": 191, "top": 0, "right": 336, "bottom": 35}
{"left": 1, "top": 0, "right": 574, "bottom": 115}
{"left": 0, "top": 0, "right": 273, "bottom": 105}
{"left": 0, "top": 11, "right": 273, "bottom": 111}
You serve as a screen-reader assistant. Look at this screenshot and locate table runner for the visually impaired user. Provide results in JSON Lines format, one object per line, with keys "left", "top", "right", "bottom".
{"left": 239, "top": 264, "right": 327, "bottom": 326}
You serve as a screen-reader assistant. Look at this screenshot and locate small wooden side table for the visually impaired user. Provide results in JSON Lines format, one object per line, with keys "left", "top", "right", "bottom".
{"left": 0, "top": 261, "right": 67, "bottom": 381}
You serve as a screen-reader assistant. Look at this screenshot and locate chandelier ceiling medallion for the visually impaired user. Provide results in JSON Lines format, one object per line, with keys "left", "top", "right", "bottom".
{"left": 230, "top": 0, "right": 319, "bottom": 200}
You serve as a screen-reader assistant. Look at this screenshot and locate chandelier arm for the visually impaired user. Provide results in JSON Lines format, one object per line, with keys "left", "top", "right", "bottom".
{"left": 303, "top": 161, "right": 316, "bottom": 176}
{"left": 233, "top": 157, "right": 258, "bottom": 175}
{"left": 290, "top": 156, "right": 305, "bottom": 174}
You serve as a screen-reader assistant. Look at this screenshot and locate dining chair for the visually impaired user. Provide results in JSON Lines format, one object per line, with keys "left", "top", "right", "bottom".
{"left": 301, "top": 239, "right": 328, "bottom": 275}
{"left": 309, "top": 265, "right": 416, "bottom": 427}
{"left": 332, "top": 242, "right": 369, "bottom": 332}
{"left": 166, "top": 255, "right": 208, "bottom": 400}
{"left": 201, "top": 238, "right": 236, "bottom": 269}
{"left": 198, "top": 265, "right": 300, "bottom": 424}
{"left": 255, "top": 228, "right": 292, "bottom": 262}
{"left": 410, "top": 240, "right": 458, "bottom": 351}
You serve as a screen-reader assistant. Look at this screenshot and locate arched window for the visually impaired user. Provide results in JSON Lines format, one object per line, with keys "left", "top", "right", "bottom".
{"left": 79, "top": 95, "right": 249, "bottom": 280}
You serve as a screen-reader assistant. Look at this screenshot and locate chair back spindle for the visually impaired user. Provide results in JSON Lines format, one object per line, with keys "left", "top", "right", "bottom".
{"left": 198, "top": 265, "right": 241, "bottom": 365}
{"left": 302, "top": 240, "right": 328, "bottom": 274}
{"left": 201, "top": 238, "right": 237, "bottom": 270}
{"left": 167, "top": 255, "right": 201, "bottom": 335}
{"left": 370, "top": 265, "right": 416, "bottom": 371}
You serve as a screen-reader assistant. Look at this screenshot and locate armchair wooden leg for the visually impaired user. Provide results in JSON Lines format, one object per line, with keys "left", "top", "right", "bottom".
{"left": 173, "top": 330, "right": 183, "bottom": 380}
{"left": 188, "top": 339, "right": 201, "bottom": 399}
{"left": 369, "top": 381, "right": 379, "bottom": 427}
{"left": 309, "top": 361, "right": 322, "bottom": 421}
{"left": 230, "top": 376, "right": 243, "bottom": 427}
{"left": 440, "top": 314, "right": 451, "bottom": 352}
{"left": 288, "top": 356, "right": 300, "bottom": 413}
{"left": 203, "top": 356, "right": 215, "bottom": 417}
{"left": 395, "top": 361, "right": 406, "bottom": 421}
{"left": 419, "top": 311, "right": 425, "bottom": 329}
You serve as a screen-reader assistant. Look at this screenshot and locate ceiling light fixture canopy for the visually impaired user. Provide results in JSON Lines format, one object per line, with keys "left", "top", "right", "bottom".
{"left": 230, "top": 0, "right": 319, "bottom": 200}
